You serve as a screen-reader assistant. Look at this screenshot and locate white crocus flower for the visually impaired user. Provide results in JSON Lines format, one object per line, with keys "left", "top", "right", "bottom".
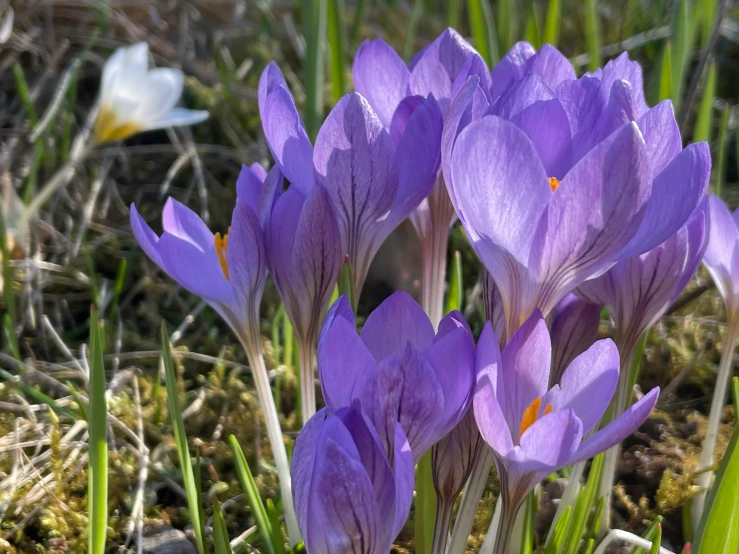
{"left": 94, "top": 42, "right": 208, "bottom": 144}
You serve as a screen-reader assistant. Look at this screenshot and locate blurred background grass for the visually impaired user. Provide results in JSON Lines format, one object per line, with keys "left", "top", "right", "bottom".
{"left": 1, "top": 0, "right": 739, "bottom": 552}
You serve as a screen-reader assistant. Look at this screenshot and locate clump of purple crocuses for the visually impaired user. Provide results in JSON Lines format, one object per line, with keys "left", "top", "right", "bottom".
{"left": 129, "top": 29, "right": 719, "bottom": 554}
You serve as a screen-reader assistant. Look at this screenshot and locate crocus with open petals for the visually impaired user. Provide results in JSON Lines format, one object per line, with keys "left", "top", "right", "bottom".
{"left": 292, "top": 403, "right": 414, "bottom": 554}
{"left": 95, "top": 42, "right": 208, "bottom": 144}
{"left": 130, "top": 164, "right": 300, "bottom": 542}
{"left": 318, "top": 292, "right": 475, "bottom": 461}
{"left": 353, "top": 29, "right": 484, "bottom": 325}
{"left": 474, "top": 311, "right": 659, "bottom": 552}
{"left": 259, "top": 62, "right": 443, "bottom": 305}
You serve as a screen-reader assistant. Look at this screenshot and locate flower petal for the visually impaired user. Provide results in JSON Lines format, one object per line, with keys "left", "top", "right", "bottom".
{"left": 637, "top": 100, "right": 682, "bottom": 177}
{"left": 162, "top": 197, "right": 215, "bottom": 251}
{"left": 352, "top": 38, "right": 411, "bottom": 128}
{"left": 235, "top": 163, "right": 267, "bottom": 215}
{"left": 130, "top": 203, "right": 163, "bottom": 268}
{"left": 619, "top": 141, "right": 710, "bottom": 260}
{"left": 522, "top": 44, "right": 576, "bottom": 88}
{"left": 101, "top": 42, "right": 149, "bottom": 98}
{"left": 360, "top": 291, "right": 435, "bottom": 361}
{"left": 573, "top": 387, "right": 659, "bottom": 463}
{"left": 227, "top": 199, "right": 267, "bottom": 315}
{"left": 549, "top": 293, "right": 601, "bottom": 385}
{"left": 598, "top": 51, "right": 649, "bottom": 117}
{"left": 490, "top": 41, "right": 536, "bottom": 101}
{"left": 258, "top": 61, "right": 289, "bottom": 114}
{"left": 131, "top": 68, "right": 184, "bottom": 122}
{"left": 140, "top": 107, "right": 209, "bottom": 132}
{"left": 474, "top": 322, "right": 514, "bottom": 455}
{"left": 515, "top": 408, "right": 582, "bottom": 473}
{"left": 261, "top": 84, "right": 315, "bottom": 194}
{"left": 547, "top": 339, "right": 619, "bottom": 434}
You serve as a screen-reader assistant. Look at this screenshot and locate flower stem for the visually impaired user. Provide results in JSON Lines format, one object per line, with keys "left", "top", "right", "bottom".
{"left": 430, "top": 499, "right": 453, "bottom": 554}
{"left": 416, "top": 451, "right": 438, "bottom": 554}
{"left": 447, "top": 445, "right": 494, "bottom": 553}
{"left": 298, "top": 338, "right": 317, "bottom": 425}
{"left": 692, "top": 317, "right": 739, "bottom": 529}
{"left": 421, "top": 214, "right": 450, "bottom": 329}
{"left": 239, "top": 329, "right": 300, "bottom": 545}
{"left": 492, "top": 497, "right": 519, "bottom": 554}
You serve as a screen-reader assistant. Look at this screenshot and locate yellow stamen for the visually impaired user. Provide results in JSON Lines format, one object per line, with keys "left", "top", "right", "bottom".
{"left": 93, "top": 105, "right": 142, "bottom": 144}
{"left": 518, "top": 397, "right": 554, "bottom": 440}
{"left": 548, "top": 177, "right": 560, "bottom": 192}
{"left": 214, "top": 228, "right": 230, "bottom": 280}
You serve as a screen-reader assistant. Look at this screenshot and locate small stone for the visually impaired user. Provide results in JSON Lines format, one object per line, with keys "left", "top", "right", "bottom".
{"left": 139, "top": 524, "right": 197, "bottom": 554}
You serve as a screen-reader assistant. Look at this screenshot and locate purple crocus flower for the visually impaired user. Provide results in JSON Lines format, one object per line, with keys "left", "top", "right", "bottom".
{"left": 353, "top": 29, "right": 483, "bottom": 325}
{"left": 130, "top": 163, "right": 300, "bottom": 542}
{"left": 292, "top": 403, "right": 414, "bottom": 554}
{"left": 444, "top": 45, "right": 709, "bottom": 340}
{"left": 474, "top": 311, "right": 659, "bottom": 552}
{"left": 317, "top": 291, "right": 475, "bottom": 461}
{"left": 260, "top": 62, "right": 442, "bottom": 305}
{"left": 262, "top": 164, "right": 343, "bottom": 422}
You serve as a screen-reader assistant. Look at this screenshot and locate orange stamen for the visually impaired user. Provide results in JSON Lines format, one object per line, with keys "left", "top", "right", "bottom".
{"left": 518, "top": 397, "right": 554, "bottom": 440}
{"left": 548, "top": 177, "right": 560, "bottom": 192}
{"left": 214, "top": 228, "right": 230, "bottom": 280}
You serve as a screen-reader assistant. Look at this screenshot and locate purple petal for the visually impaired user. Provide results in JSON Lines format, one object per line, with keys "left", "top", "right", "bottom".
{"left": 436, "top": 309, "right": 472, "bottom": 339}
{"left": 236, "top": 163, "right": 267, "bottom": 214}
{"left": 264, "top": 188, "right": 301, "bottom": 299}
{"left": 318, "top": 315, "right": 378, "bottom": 415}
{"left": 474, "top": 322, "right": 514, "bottom": 455}
{"left": 451, "top": 54, "right": 493, "bottom": 104}
{"left": 261, "top": 85, "right": 315, "bottom": 194}
{"left": 598, "top": 51, "right": 649, "bottom": 117}
{"left": 390, "top": 423, "right": 415, "bottom": 538}
{"left": 409, "top": 28, "right": 479, "bottom": 104}
{"left": 619, "top": 142, "right": 711, "bottom": 260}
{"left": 389, "top": 95, "right": 425, "bottom": 145}
{"left": 522, "top": 44, "right": 576, "bottom": 88}
{"left": 637, "top": 100, "right": 681, "bottom": 177}
{"left": 130, "top": 203, "right": 163, "bottom": 268}
{"left": 290, "top": 186, "right": 343, "bottom": 341}
{"left": 514, "top": 408, "right": 583, "bottom": 474}
{"left": 432, "top": 406, "right": 484, "bottom": 502}
{"left": 481, "top": 270, "right": 507, "bottom": 343}
{"left": 492, "top": 73, "right": 555, "bottom": 121}
{"left": 490, "top": 41, "right": 536, "bottom": 101}
{"left": 705, "top": 194, "right": 739, "bottom": 297}
{"left": 319, "top": 295, "right": 355, "bottom": 349}
{"left": 573, "top": 387, "right": 659, "bottom": 463}
{"left": 258, "top": 61, "right": 289, "bottom": 115}
{"left": 449, "top": 115, "right": 551, "bottom": 266}
{"left": 314, "top": 93, "right": 399, "bottom": 281}
{"left": 360, "top": 290, "right": 435, "bottom": 362}
{"left": 500, "top": 311, "right": 552, "bottom": 432}
{"left": 227, "top": 199, "right": 267, "bottom": 313}
{"left": 546, "top": 339, "right": 619, "bottom": 434}
{"left": 556, "top": 76, "right": 604, "bottom": 148}
{"left": 162, "top": 197, "right": 214, "bottom": 249}
{"left": 549, "top": 293, "right": 601, "bottom": 384}
{"left": 352, "top": 39, "right": 411, "bottom": 128}
{"left": 530, "top": 121, "right": 650, "bottom": 313}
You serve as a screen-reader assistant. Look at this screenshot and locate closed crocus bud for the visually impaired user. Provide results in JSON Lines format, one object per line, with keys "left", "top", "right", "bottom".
{"left": 94, "top": 42, "right": 208, "bottom": 144}
{"left": 318, "top": 291, "right": 475, "bottom": 461}
{"left": 548, "top": 293, "right": 601, "bottom": 385}
{"left": 292, "top": 403, "right": 414, "bottom": 554}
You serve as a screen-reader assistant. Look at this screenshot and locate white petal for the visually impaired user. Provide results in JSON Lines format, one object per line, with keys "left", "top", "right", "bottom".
{"left": 101, "top": 42, "right": 149, "bottom": 98}
{"left": 142, "top": 108, "right": 209, "bottom": 132}
{"left": 130, "top": 68, "right": 184, "bottom": 122}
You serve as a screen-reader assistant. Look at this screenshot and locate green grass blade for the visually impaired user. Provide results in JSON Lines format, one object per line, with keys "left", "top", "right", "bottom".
{"left": 693, "top": 61, "right": 716, "bottom": 143}
{"left": 445, "top": 251, "right": 463, "bottom": 314}
{"left": 584, "top": 0, "right": 601, "bottom": 72}
{"left": 698, "top": 0, "right": 716, "bottom": 47}
{"left": 0, "top": 210, "right": 16, "bottom": 333}
{"left": 521, "top": 491, "right": 536, "bottom": 554}
{"left": 671, "top": 0, "right": 693, "bottom": 110}
{"left": 692, "top": 380, "right": 739, "bottom": 553}
{"left": 266, "top": 499, "right": 285, "bottom": 552}
{"left": 564, "top": 453, "right": 604, "bottom": 554}
{"left": 632, "top": 516, "right": 664, "bottom": 554}
{"left": 403, "top": 0, "right": 424, "bottom": 60}
{"left": 649, "top": 524, "right": 663, "bottom": 554}
{"left": 732, "top": 377, "right": 739, "bottom": 421}
{"left": 161, "top": 323, "right": 207, "bottom": 554}
{"left": 713, "top": 105, "right": 730, "bottom": 198}
{"left": 304, "top": 0, "right": 327, "bottom": 140}
{"left": 12, "top": 62, "right": 38, "bottom": 125}
{"left": 414, "top": 452, "right": 436, "bottom": 554}
{"left": 627, "top": 331, "right": 648, "bottom": 401}
{"left": 229, "top": 435, "right": 279, "bottom": 554}
{"left": 88, "top": 308, "right": 108, "bottom": 554}
{"left": 543, "top": 506, "right": 572, "bottom": 554}
{"left": 467, "top": 0, "right": 498, "bottom": 67}
{"left": 657, "top": 40, "right": 673, "bottom": 103}
{"left": 327, "top": 0, "right": 346, "bottom": 103}
{"left": 3, "top": 314, "right": 20, "bottom": 362}
{"left": 496, "top": 0, "right": 515, "bottom": 56}
{"left": 213, "top": 498, "right": 234, "bottom": 554}
{"left": 524, "top": 2, "right": 542, "bottom": 49}
{"left": 447, "top": 0, "right": 463, "bottom": 28}
{"left": 543, "top": 0, "right": 562, "bottom": 46}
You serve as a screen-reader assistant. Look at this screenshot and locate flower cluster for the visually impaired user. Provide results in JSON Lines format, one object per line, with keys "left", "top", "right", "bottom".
{"left": 128, "top": 30, "right": 716, "bottom": 554}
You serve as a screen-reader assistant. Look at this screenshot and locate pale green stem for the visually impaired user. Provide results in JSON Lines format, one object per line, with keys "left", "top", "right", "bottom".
{"left": 478, "top": 495, "right": 502, "bottom": 554}
{"left": 447, "top": 446, "right": 494, "bottom": 553}
{"left": 298, "top": 339, "right": 317, "bottom": 425}
{"left": 421, "top": 214, "right": 450, "bottom": 329}
{"left": 692, "top": 316, "right": 739, "bottom": 529}
{"left": 239, "top": 328, "right": 300, "bottom": 545}
{"left": 598, "top": 337, "right": 637, "bottom": 534}
{"left": 492, "top": 496, "right": 519, "bottom": 554}
{"left": 593, "top": 529, "right": 675, "bottom": 554}
{"left": 545, "top": 460, "right": 586, "bottom": 543}
{"left": 430, "top": 498, "right": 453, "bottom": 554}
